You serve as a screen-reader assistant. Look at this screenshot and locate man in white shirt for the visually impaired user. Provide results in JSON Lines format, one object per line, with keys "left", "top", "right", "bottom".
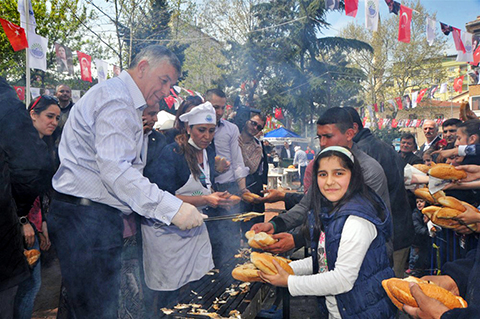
{"left": 49, "top": 45, "right": 203, "bottom": 318}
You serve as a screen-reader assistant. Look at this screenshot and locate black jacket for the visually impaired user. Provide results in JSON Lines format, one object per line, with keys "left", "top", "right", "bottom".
{"left": 400, "top": 151, "right": 423, "bottom": 166}
{"left": 415, "top": 135, "right": 442, "bottom": 158}
{"left": 280, "top": 145, "right": 294, "bottom": 159}
{"left": 353, "top": 128, "right": 414, "bottom": 251}
{"left": 0, "top": 77, "right": 52, "bottom": 291}
{"left": 143, "top": 130, "right": 167, "bottom": 179}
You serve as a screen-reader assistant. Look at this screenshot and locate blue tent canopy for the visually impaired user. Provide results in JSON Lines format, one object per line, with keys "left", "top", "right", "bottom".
{"left": 264, "top": 127, "right": 301, "bottom": 138}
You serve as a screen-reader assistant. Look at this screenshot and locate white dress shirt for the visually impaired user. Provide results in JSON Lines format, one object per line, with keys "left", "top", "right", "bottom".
{"left": 287, "top": 215, "right": 377, "bottom": 318}
{"left": 214, "top": 119, "right": 249, "bottom": 184}
{"left": 52, "top": 71, "right": 182, "bottom": 223}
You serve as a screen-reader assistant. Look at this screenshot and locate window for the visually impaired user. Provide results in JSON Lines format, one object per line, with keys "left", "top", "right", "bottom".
{"left": 471, "top": 96, "right": 480, "bottom": 110}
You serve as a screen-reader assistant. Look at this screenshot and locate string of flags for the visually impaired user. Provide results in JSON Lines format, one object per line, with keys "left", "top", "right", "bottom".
{"left": 326, "top": 0, "right": 480, "bottom": 65}
{"left": 363, "top": 117, "right": 446, "bottom": 130}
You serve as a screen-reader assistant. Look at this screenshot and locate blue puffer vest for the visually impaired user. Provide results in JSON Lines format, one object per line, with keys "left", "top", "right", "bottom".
{"left": 308, "top": 192, "right": 397, "bottom": 319}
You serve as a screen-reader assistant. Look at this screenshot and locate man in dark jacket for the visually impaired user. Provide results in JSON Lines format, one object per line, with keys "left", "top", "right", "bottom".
{"left": 0, "top": 77, "right": 51, "bottom": 315}
{"left": 345, "top": 107, "right": 414, "bottom": 277}
{"left": 399, "top": 133, "right": 423, "bottom": 166}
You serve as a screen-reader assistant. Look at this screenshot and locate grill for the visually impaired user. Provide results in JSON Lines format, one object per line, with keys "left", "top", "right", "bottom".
{"left": 159, "top": 255, "right": 271, "bottom": 318}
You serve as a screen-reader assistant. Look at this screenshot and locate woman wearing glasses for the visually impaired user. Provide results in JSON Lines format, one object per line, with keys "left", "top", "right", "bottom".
{"left": 14, "top": 95, "right": 60, "bottom": 319}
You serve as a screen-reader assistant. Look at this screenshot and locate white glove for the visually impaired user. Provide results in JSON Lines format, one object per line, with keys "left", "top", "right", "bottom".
{"left": 171, "top": 202, "right": 204, "bottom": 230}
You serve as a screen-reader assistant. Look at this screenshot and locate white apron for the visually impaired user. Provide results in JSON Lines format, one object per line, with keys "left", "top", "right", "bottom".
{"left": 141, "top": 149, "right": 214, "bottom": 291}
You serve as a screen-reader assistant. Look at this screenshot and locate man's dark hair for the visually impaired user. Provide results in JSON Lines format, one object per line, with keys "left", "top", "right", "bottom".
{"left": 442, "top": 118, "right": 462, "bottom": 129}
{"left": 251, "top": 112, "right": 267, "bottom": 123}
{"left": 205, "top": 88, "right": 226, "bottom": 101}
{"left": 129, "top": 45, "right": 181, "bottom": 75}
{"left": 400, "top": 132, "right": 417, "bottom": 148}
{"left": 316, "top": 107, "right": 354, "bottom": 133}
{"left": 343, "top": 107, "right": 363, "bottom": 130}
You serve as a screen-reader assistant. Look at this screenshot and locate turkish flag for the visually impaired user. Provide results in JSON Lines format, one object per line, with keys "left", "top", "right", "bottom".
{"left": 77, "top": 51, "right": 92, "bottom": 82}
{"left": 398, "top": 5, "right": 412, "bottom": 43}
{"left": 0, "top": 18, "right": 28, "bottom": 51}
{"left": 164, "top": 95, "right": 175, "bottom": 109}
{"left": 469, "top": 45, "right": 480, "bottom": 66}
{"left": 395, "top": 96, "right": 403, "bottom": 110}
{"left": 454, "top": 76, "right": 464, "bottom": 93}
{"left": 391, "top": 119, "right": 398, "bottom": 128}
{"left": 14, "top": 86, "right": 25, "bottom": 100}
{"left": 345, "top": 0, "right": 359, "bottom": 17}
{"left": 373, "top": 103, "right": 378, "bottom": 112}
{"left": 416, "top": 88, "right": 428, "bottom": 104}
{"left": 452, "top": 28, "right": 466, "bottom": 53}
{"left": 274, "top": 107, "right": 284, "bottom": 120}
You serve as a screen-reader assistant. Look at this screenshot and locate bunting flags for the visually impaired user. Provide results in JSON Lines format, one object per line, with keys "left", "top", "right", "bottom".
{"left": 0, "top": 18, "right": 28, "bottom": 51}
{"left": 27, "top": 32, "right": 47, "bottom": 71}
{"left": 440, "top": 22, "right": 453, "bottom": 36}
{"left": 77, "top": 51, "right": 92, "bottom": 82}
{"left": 394, "top": 97, "right": 403, "bottom": 110}
{"left": 456, "top": 32, "right": 473, "bottom": 62}
{"left": 365, "top": 0, "right": 379, "bottom": 32}
{"left": 373, "top": 103, "right": 379, "bottom": 112}
{"left": 439, "top": 83, "right": 448, "bottom": 94}
{"left": 14, "top": 86, "right": 25, "bottom": 100}
{"left": 411, "top": 92, "right": 418, "bottom": 108}
{"left": 325, "top": 0, "right": 339, "bottom": 10}
{"left": 453, "top": 76, "right": 464, "bottom": 93}
{"left": 416, "top": 88, "right": 428, "bottom": 104}
{"left": 426, "top": 17, "right": 436, "bottom": 46}
{"left": 385, "top": 0, "right": 400, "bottom": 15}
{"left": 54, "top": 43, "right": 74, "bottom": 75}
{"left": 94, "top": 59, "right": 109, "bottom": 83}
{"left": 452, "top": 27, "right": 466, "bottom": 53}
{"left": 398, "top": 5, "right": 412, "bottom": 43}
{"left": 429, "top": 85, "right": 438, "bottom": 99}
{"left": 387, "top": 99, "right": 397, "bottom": 111}
{"left": 274, "top": 107, "right": 284, "bottom": 120}
{"left": 345, "top": 0, "right": 359, "bottom": 17}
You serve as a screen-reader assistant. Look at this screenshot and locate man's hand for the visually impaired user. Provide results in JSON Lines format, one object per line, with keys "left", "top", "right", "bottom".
{"left": 455, "top": 203, "right": 480, "bottom": 227}
{"left": 403, "top": 283, "right": 449, "bottom": 319}
{"left": 455, "top": 164, "right": 480, "bottom": 182}
{"left": 420, "top": 275, "right": 459, "bottom": 296}
{"left": 256, "top": 189, "right": 286, "bottom": 204}
{"left": 22, "top": 223, "right": 35, "bottom": 248}
{"left": 264, "top": 233, "right": 295, "bottom": 254}
{"left": 171, "top": 202, "right": 204, "bottom": 230}
{"left": 250, "top": 222, "right": 274, "bottom": 234}
{"left": 39, "top": 221, "right": 51, "bottom": 251}
{"left": 258, "top": 259, "right": 289, "bottom": 287}
{"left": 433, "top": 148, "right": 458, "bottom": 163}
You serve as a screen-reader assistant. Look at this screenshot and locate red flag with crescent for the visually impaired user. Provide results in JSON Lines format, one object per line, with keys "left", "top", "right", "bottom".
{"left": 345, "top": 0, "right": 359, "bottom": 17}
{"left": 394, "top": 97, "right": 403, "bottom": 110}
{"left": 0, "top": 18, "right": 28, "bottom": 51}
{"left": 14, "top": 86, "right": 25, "bottom": 100}
{"left": 452, "top": 28, "right": 466, "bottom": 53}
{"left": 77, "top": 51, "right": 92, "bottom": 82}
{"left": 398, "top": 5, "right": 412, "bottom": 43}
{"left": 454, "top": 76, "right": 464, "bottom": 93}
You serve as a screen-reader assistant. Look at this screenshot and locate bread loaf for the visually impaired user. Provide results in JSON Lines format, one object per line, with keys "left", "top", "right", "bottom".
{"left": 414, "top": 188, "right": 445, "bottom": 204}
{"left": 413, "top": 164, "right": 430, "bottom": 174}
{"left": 437, "top": 196, "right": 466, "bottom": 212}
{"left": 24, "top": 249, "right": 40, "bottom": 266}
{"left": 429, "top": 164, "right": 467, "bottom": 180}
{"left": 241, "top": 192, "right": 261, "bottom": 203}
{"left": 231, "top": 263, "right": 262, "bottom": 282}
{"left": 250, "top": 252, "right": 294, "bottom": 275}
{"left": 245, "top": 231, "right": 277, "bottom": 249}
{"left": 382, "top": 277, "right": 467, "bottom": 310}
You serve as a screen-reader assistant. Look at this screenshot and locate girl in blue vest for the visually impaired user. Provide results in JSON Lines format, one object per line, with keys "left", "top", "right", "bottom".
{"left": 259, "top": 146, "right": 396, "bottom": 318}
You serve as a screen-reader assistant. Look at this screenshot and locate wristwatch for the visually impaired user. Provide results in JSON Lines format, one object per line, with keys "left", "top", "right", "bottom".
{"left": 19, "top": 216, "right": 29, "bottom": 226}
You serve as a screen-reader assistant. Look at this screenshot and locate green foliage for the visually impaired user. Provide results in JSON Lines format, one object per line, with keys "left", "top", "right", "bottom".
{"left": 371, "top": 126, "right": 402, "bottom": 146}
{"left": 0, "top": 0, "right": 94, "bottom": 85}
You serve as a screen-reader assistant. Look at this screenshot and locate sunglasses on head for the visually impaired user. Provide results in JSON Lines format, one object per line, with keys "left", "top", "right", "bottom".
{"left": 30, "top": 95, "right": 59, "bottom": 111}
{"left": 249, "top": 120, "right": 264, "bottom": 131}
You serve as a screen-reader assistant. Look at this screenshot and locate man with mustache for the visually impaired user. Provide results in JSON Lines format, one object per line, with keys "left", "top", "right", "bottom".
{"left": 416, "top": 120, "right": 441, "bottom": 158}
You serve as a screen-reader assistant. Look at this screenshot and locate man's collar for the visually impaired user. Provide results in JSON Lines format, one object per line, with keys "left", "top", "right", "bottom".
{"left": 118, "top": 70, "right": 147, "bottom": 110}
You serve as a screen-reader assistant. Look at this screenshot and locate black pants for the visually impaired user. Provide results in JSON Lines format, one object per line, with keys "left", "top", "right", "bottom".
{"left": 49, "top": 198, "right": 123, "bottom": 319}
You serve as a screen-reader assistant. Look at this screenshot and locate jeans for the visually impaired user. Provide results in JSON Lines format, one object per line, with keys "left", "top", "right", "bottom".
{"left": 14, "top": 234, "right": 41, "bottom": 319}
{"left": 49, "top": 198, "right": 123, "bottom": 319}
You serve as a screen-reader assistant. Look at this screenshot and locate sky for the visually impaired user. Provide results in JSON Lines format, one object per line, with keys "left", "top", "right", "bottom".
{"left": 322, "top": 0, "right": 480, "bottom": 54}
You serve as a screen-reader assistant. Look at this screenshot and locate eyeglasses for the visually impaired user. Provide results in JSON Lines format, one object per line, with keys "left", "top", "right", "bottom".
{"left": 249, "top": 120, "right": 264, "bottom": 131}
{"left": 29, "top": 95, "right": 59, "bottom": 111}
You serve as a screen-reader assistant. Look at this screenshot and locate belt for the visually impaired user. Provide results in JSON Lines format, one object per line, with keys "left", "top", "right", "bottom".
{"left": 53, "top": 191, "right": 107, "bottom": 209}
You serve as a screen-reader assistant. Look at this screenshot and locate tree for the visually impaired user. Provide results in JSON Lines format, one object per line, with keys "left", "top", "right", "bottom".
{"left": 0, "top": 0, "right": 94, "bottom": 85}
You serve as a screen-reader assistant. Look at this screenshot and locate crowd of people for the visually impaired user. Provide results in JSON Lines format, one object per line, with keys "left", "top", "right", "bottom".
{"left": 1, "top": 44, "right": 480, "bottom": 319}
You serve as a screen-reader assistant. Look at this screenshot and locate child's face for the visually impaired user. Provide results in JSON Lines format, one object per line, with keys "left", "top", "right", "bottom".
{"left": 317, "top": 156, "right": 351, "bottom": 205}
{"left": 416, "top": 199, "right": 425, "bottom": 210}
{"left": 423, "top": 155, "right": 432, "bottom": 166}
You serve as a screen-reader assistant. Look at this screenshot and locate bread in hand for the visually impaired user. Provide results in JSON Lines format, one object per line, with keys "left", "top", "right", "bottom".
{"left": 231, "top": 263, "right": 262, "bottom": 282}
{"left": 428, "top": 164, "right": 467, "bottom": 180}
{"left": 245, "top": 231, "right": 277, "bottom": 249}
{"left": 250, "top": 252, "right": 294, "bottom": 275}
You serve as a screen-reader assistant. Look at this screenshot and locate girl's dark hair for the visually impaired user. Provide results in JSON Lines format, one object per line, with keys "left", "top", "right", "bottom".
{"left": 303, "top": 149, "right": 385, "bottom": 242}
{"left": 28, "top": 95, "right": 59, "bottom": 114}
{"left": 457, "top": 119, "right": 480, "bottom": 143}
{"left": 174, "top": 96, "right": 203, "bottom": 132}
